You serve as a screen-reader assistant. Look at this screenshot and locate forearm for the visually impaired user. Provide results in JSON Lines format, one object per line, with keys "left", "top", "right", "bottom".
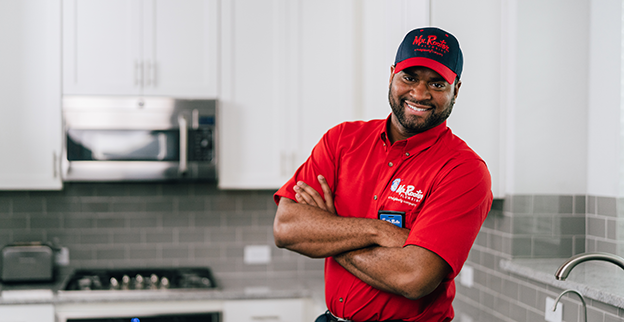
{"left": 273, "top": 198, "right": 402, "bottom": 258}
{"left": 334, "top": 245, "right": 451, "bottom": 300}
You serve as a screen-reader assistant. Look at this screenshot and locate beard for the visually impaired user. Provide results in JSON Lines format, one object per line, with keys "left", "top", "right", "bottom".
{"left": 388, "top": 87, "right": 455, "bottom": 135}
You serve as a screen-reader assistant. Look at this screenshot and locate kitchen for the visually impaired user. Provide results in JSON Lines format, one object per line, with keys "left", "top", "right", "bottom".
{"left": 1, "top": 0, "right": 623, "bottom": 322}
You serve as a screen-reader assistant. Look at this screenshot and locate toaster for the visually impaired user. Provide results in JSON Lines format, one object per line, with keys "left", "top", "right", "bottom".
{"left": 1, "top": 243, "right": 54, "bottom": 282}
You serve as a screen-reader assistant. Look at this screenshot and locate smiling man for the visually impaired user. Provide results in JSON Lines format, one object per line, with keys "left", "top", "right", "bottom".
{"left": 273, "top": 27, "right": 493, "bottom": 322}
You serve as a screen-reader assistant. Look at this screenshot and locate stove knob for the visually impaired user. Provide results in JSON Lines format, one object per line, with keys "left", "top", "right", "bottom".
{"left": 110, "top": 277, "right": 119, "bottom": 290}
{"left": 150, "top": 274, "right": 159, "bottom": 289}
{"left": 135, "top": 274, "right": 144, "bottom": 289}
{"left": 122, "top": 275, "right": 130, "bottom": 290}
{"left": 160, "top": 276, "right": 170, "bottom": 289}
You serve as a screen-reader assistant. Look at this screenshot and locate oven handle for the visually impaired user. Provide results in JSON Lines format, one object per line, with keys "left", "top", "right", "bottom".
{"left": 178, "top": 115, "right": 188, "bottom": 175}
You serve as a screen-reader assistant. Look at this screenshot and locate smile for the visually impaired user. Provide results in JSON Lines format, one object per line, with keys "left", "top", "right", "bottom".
{"left": 406, "top": 101, "right": 432, "bottom": 112}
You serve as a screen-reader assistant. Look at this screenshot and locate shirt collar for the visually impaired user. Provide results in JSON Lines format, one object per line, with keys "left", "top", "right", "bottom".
{"left": 379, "top": 114, "right": 448, "bottom": 153}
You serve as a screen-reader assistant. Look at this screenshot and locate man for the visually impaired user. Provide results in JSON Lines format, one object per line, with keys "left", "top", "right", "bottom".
{"left": 273, "top": 27, "right": 493, "bottom": 322}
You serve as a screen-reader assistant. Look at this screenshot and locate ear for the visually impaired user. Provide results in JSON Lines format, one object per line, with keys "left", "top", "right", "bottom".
{"left": 453, "top": 79, "right": 462, "bottom": 99}
{"left": 389, "top": 65, "right": 396, "bottom": 86}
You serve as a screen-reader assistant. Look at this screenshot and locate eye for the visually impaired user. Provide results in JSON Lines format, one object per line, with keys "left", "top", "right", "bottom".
{"left": 430, "top": 82, "right": 446, "bottom": 89}
{"left": 402, "top": 75, "right": 416, "bottom": 82}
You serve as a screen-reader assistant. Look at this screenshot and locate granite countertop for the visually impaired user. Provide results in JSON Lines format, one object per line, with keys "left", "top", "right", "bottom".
{"left": 0, "top": 267, "right": 325, "bottom": 307}
{"left": 500, "top": 258, "right": 624, "bottom": 309}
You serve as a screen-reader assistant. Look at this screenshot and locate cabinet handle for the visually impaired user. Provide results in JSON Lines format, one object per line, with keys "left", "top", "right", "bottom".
{"left": 53, "top": 152, "right": 58, "bottom": 178}
{"left": 178, "top": 115, "right": 188, "bottom": 175}
{"left": 145, "top": 60, "right": 152, "bottom": 86}
{"left": 251, "top": 316, "right": 281, "bottom": 321}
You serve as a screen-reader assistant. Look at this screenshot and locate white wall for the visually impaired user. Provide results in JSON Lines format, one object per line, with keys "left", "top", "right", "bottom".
{"left": 587, "top": 0, "right": 622, "bottom": 197}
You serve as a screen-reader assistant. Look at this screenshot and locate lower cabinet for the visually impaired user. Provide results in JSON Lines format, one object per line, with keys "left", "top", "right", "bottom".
{"left": 0, "top": 304, "right": 54, "bottom": 322}
{"left": 223, "top": 298, "right": 314, "bottom": 322}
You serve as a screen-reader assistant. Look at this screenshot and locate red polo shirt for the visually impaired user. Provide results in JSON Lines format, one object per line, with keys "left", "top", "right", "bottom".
{"left": 274, "top": 117, "right": 492, "bottom": 321}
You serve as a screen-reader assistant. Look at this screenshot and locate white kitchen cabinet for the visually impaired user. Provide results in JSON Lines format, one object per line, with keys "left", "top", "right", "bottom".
{"left": 223, "top": 298, "right": 313, "bottom": 322}
{"left": 0, "top": 304, "right": 55, "bottom": 322}
{"left": 62, "top": 0, "right": 218, "bottom": 98}
{"left": 0, "top": 0, "right": 63, "bottom": 190}
{"left": 218, "top": 0, "right": 428, "bottom": 189}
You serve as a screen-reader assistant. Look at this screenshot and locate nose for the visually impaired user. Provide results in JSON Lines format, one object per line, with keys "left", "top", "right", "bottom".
{"left": 409, "top": 81, "right": 431, "bottom": 101}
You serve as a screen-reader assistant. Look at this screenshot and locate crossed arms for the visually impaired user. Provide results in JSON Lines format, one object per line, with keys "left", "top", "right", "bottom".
{"left": 273, "top": 175, "right": 451, "bottom": 300}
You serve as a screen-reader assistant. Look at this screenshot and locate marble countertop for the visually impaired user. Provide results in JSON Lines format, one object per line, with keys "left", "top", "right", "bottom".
{"left": 0, "top": 267, "right": 325, "bottom": 307}
{"left": 500, "top": 258, "right": 624, "bottom": 309}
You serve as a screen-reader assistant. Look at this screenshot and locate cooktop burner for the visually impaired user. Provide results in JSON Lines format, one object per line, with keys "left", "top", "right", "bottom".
{"left": 62, "top": 267, "right": 217, "bottom": 291}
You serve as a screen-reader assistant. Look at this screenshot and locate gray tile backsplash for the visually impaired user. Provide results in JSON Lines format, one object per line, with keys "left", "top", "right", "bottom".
{"left": 454, "top": 194, "right": 624, "bottom": 322}
{"left": 0, "top": 182, "right": 324, "bottom": 279}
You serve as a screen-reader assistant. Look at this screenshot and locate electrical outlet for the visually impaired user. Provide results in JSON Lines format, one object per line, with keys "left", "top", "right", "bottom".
{"left": 459, "top": 265, "right": 474, "bottom": 288}
{"left": 544, "top": 297, "right": 562, "bottom": 322}
{"left": 244, "top": 244, "right": 271, "bottom": 264}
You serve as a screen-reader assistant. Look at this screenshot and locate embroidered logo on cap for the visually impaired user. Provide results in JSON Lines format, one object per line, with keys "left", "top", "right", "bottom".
{"left": 412, "top": 33, "right": 450, "bottom": 57}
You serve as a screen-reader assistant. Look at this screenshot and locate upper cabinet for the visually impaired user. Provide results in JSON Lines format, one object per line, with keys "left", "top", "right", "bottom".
{"left": 0, "top": 0, "right": 62, "bottom": 190}
{"left": 217, "top": 0, "right": 429, "bottom": 189}
{"left": 62, "top": 0, "right": 218, "bottom": 98}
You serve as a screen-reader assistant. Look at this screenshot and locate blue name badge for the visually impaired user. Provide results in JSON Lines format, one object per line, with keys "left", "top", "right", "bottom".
{"left": 378, "top": 210, "right": 405, "bottom": 228}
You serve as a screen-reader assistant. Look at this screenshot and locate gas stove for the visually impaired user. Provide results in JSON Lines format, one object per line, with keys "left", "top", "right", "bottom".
{"left": 62, "top": 267, "right": 217, "bottom": 291}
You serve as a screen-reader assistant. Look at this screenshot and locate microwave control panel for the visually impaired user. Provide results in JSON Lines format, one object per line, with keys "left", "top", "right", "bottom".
{"left": 188, "top": 115, "right": 215, "bottom": 162}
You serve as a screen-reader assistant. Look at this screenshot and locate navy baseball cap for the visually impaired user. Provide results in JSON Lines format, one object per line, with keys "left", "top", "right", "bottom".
{"left": 394, "top": 27, "right": 463, "bottom": 84}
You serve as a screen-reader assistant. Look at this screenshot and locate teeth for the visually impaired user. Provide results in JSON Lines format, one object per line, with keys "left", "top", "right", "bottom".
{"left": 407, "top": 103, "right": 429, "bottom": 112}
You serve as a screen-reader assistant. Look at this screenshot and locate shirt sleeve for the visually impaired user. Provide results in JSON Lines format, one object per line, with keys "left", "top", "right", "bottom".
{"left": 273, "top": 124, "right": 341, "bottom": 205}
{"left": 404, "top": 158, "right": 493, "bottom": 278}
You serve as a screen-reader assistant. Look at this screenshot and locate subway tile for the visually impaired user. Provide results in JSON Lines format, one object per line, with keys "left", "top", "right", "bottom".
{"left": 12, "top": 231, "right": 45, "bottom": 242}
{"left": 574, "top": 195, "right": 586, "bottom": 214}
{"left": 501, "top": 278, "right": 519, "bottom": 300}
{"left": 128, "top": 246, "right": 158, "bottom": 260}
{"left": 193, "top": 245, "right": 222, "bottom": 259}
{"left": 111, "top": 201, "right": 144, "bottom": 213}
{"left": 96, "top": 247, "right": 127, "bottom": 260}
{"left": 145, "top": 231, "right": 173, "bottom": 243}
{"left": 534, "top": 195, "right": 560, "bottom": 213}
{"left": 68, "top": 247, "right": 94, "bottom": 261}
{"left": 161, "top": 183, "right": 192, "bottom": 196}
{"left": 0, "top": 217, "right": 28, "bottom": 229}
{"left": 96, "top": 217, "right": 126, "bottom": 228}
{"left": 80, "top": 232, "right": 111, "bottom": 244}
{"left": 162, "top": 246, "right": 189, "bottom": 259}
{"left": 512, "top": 237, "right": 532, "bottom": 257}
{"left": 573, "top": 236, "right": 586, "bottom": 255}
{"left": 596, "top": 240, "right": 617, "bottom": 254}
{"left": 113, "top": 231, "right": 143, "bottom": 244}
{"left": 493, "top": 295, "right": 511, "bottom": 318}
{"left": 495, "top": 214, "right": 513, "bottom": 233}
{"left": 146, "top": 200, "right": 174, "bottom": 212}
{"left": 518, "top": 283, "right": 538, "bottom": 307}
{"left": 195, "top": 213, "right": 222, "bottom": 227}
{"left": 513, "top": 216, "right": 535, "bottom": 235}
{"left": 592, "top": 300, "right": 620, "bottom": 317}
{"left": 208, "top": 227, "right": 238, "bottom": 244}
{"left": 605, "top": 314, "right": 622, "bottom": 322}
{"left": 587, "top": 217, "right": 607, "bottom": 238}
{"left": 508, "top": 303, "right": 527, "bottom": 322}
{"left": 47, "top": 198, "right": 81, "bottom": 213}
{"left": 487, "top": 274, "right": 503, "bottom": 293}
{"left": 125, "top": 183, "right": 161, "bottom": 196}
{"left": 533, "top": 237, "right": 573, "bottom": 257}
{"left": 209, "top": 196, "right": 238, "bottom": 212}
{"left": 30, "top": 215, "right": 62, "bottom": 229}
{"left": 560, "top": 297, "right": 580, "bottom": 322}
{"left": 63, "top": 215, "right": 94, "bottom": 229}
{"left": 178, "top": 197, "right": 207, "bottom": 212}
{"left": 128, "top": 216, "right": 158, "bottom": 229}
{"left": 12, "top": 198, "right": 44, "bottom": 213}
{"left": 241, "top": 227, "right": 271, "bottom": 244}
{"left": 0, "top": 199, "right": 9, "bottom": 214}
{"left": 606, "top": 218, "right": 617, "bottom": 240}
{"left": 587, "top": 196, "right": 597, "bottom": 215}
{"left": 526, "top": 309, "right": 543, "bottom": 322}
{"left": 82, "top": 201, "right": 111, "bottom": 213}
{"left": 597, "top": 197, "right": 617, "bottom": 217}
{"left": 177, "top": 229, "right": 207, "bottom": 243}
{"left": 224, "top": 212, "right": 254, "bottom": 227}
{"left": 558, "top": 195, "right": 574, "bottom": 214}
{"left": 559, "top": 217, "right": 586, "bottom": 235}
{"left": 587, "top": 306, "right": 605, "bottom": 322}
{"left": 511, "top": 195, "right": 533, "bottom": 214}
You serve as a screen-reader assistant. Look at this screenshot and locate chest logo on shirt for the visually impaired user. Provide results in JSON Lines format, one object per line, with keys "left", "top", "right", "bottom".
{"left": 389, "top": 178, "right": 424, "bottom": 206}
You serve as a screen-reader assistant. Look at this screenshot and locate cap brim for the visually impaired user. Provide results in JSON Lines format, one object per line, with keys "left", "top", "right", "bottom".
{"left": 394, "top": 57, "right": 457, "bottom": 85}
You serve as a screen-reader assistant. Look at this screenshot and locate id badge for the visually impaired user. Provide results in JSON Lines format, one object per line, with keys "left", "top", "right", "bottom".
{"left": 378, "top": 210, "right": 405, "bottom": 228}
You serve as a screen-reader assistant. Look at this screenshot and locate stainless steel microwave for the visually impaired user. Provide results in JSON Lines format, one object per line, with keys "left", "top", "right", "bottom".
{"left": 62, "top": 96, "right": 217, "bottom": 182}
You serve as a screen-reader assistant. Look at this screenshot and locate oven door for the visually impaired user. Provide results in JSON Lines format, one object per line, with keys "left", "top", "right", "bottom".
{"left": 55, "top": 301, "right": 222, "bottom": 322}
{"left": 62, "top": 96, "right": 217, "bottom": 182}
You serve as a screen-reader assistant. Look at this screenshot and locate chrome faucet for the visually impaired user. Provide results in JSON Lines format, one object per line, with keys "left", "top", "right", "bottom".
{"left": 555, "top": 252, "right": 624, "bottom": 280}
{"left": 553, "top": 289, "right": 587, "bottom": 322}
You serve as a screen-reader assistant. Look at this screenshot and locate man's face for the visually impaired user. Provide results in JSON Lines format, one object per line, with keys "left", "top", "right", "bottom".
{"left": 388, "top": 66, "right": 461, "bottom": 139}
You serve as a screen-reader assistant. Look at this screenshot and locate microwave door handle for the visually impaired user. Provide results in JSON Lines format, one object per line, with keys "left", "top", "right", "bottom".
{"left": 178, "top": 115, "right": 188, "bottom": 174}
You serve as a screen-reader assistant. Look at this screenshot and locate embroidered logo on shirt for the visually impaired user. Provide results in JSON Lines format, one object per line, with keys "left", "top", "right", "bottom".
{"left": 388, "top": 178, "right": 424, "bottom": 206}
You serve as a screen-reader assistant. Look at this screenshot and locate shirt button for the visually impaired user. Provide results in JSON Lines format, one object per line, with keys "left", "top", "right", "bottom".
{"left": 405, "top": 152, "right": 410, "bottom": 156}
{"left": 373, "top": 195, "right": 378, "bottom": 200}
{"left": 339, "top": 298, "right": 343, "bottom": 302}
{"left": 388, "top": 162, "right": 393, "bottom": 167}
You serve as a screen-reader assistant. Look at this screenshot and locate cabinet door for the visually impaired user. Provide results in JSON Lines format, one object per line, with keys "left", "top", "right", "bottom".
{"left": 218, "top": 0, "right": 294, "bottom": 189}
{"left": 0, "top": 305, "right": 54, "bottom": 322}
{"left": 0, "top": 0, "right": 62, "bottom": 190}
{"left": 223, "top": 299, "right": 309, "bottom": 322}
{"left": 142, "top": 0, "right": 218, "bottom": 98}
{"left": 62, "top": 0, "right": 142, "bottom": 95}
